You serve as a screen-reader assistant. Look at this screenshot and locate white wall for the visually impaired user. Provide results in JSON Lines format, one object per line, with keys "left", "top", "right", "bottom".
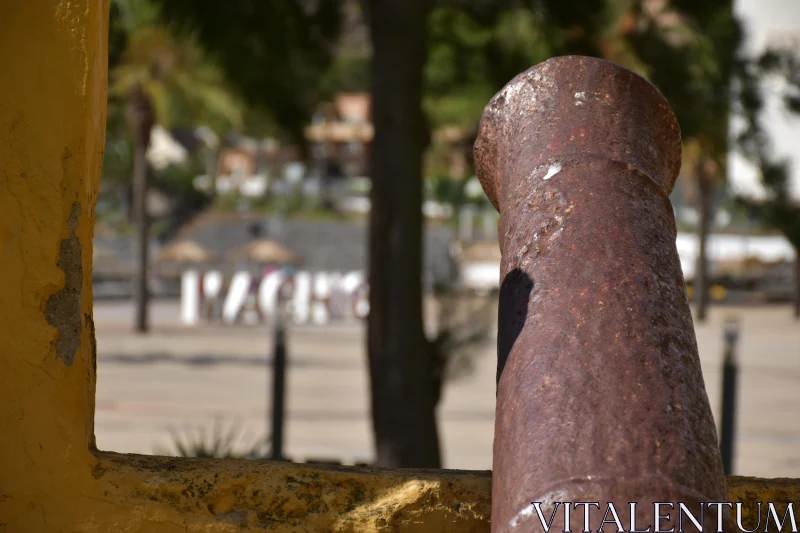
{"left": 459, "top": 233, "right": 796, "bottom": 291}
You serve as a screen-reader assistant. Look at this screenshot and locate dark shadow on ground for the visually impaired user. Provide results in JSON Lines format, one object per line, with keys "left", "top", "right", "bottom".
{"left": 98, "top": 352, "right": 361, "bottom": 369}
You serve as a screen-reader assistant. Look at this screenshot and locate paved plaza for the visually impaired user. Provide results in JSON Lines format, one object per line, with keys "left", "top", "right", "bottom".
{"left": 94, "top": 300, "right": 800, "bottom": 478}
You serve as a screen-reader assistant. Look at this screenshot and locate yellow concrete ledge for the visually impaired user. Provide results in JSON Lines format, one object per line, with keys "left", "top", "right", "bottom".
{"left": 56, "top": 453, "right": 800, "bottom": 532}
{"left": 0, "top": 1, "right": 798, "bottom": 532}
{"left": 92, "top": 452, "right": 491, "bottom": 532}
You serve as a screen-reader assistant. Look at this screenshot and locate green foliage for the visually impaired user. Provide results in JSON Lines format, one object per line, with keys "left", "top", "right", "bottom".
{"left": 426, "top": 175, "right": 467, "bottom": 207}
{"left": 109, "top": 0, "right": 244, "bottom": 134}
{"left": 212, "top": 190, "right": 355, "bottom": 223}
{"left": 153, "top": 0, "right": 343, "bottom": 142}
{"left": 152, "top": 161, "right": 212, "bottom": 238}
{"left": 155, "top": 419, "right": 267, "bottom": 459}
{"left": 424, "top": 5, "right": 553, "bottom": 130}
{"left": 425, "top": 175, "right": 486, "bottom": 209}
{"left": 422, "top": 0, "right": 659, "bottom": 134}
{"left": 101, "top": 0, "right": 249, "bottom": 238}
{"left": 626, "top": 0, "right": 742, "bottom": 163}
{"left": 108, "top": 0, "right": 129, "bottom": 71}
{"left": 733, "top": 47, "right": 800, "bottom": 249}
{"left": 98, "top": 100, "right": 135, "bottom": 230}
{"left": 424, "top": 0, "right": 744, "bottom": 172}
{"left": 319, "top": 52, "right": 372, "bottom": 96}
{"left": 101, "top": 103, "right": 136, "bottom": 186}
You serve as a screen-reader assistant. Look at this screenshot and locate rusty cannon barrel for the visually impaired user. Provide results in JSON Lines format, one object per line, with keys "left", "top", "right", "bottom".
{"left": 474, "top": 56, "right": 729, "bottom": 533}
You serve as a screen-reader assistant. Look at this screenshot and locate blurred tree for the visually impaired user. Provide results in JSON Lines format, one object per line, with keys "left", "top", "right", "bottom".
{"left": 154, "top": 0, "right": 342, "bottom": 143}
{"left": 319, "top": 53, "right": 372, "bottom": 96}
{"left": 365, "top": 0, "right": 442, "bottom": 468}
{"left": 99, "top": 0, "right": 134, "bottom": 225}
{"left": 624, "top": 0, "right": 741, "bottom": 321}
{"left": 154, "top": 0, "right": 346, "bottom": 218}
{"left": 422, "top": 1, "right": 643, "bottom": 189}
{"left": 368, "top": 0, "right": 688, "bottom": 468}
{"left": 417, "top": 0, "right": 751, "bottom": 465}
{"left": 154, "top": 0, "right": 443, "bottom": 468}
{"left": 110, "top": 0, "right": 243, "bottom": 333}
{"left": 148, "top": 0, "right": 759, "bottom": 466}
{"left": 427, "top": 0, "right": 743, "bottom": 324}
{"left": 424, "top": 1, "right": 624, "bottom": 132}
{"left": 367, "top": 0, "right": 621, "bottom": 468}
{"left": 425, "top": 1, "right": 746, "bottom": 326}
{"left": 318, "top": 0, "right": 372, "bottom": 97}
{"left": 735, "top": 47, "right": 800, "bottom": 318}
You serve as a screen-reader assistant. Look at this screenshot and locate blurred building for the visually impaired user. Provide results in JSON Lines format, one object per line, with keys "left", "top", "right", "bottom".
{"left": 306, "top": 92, "right": 373, "bottom": 178}
{"left": 92, "top": 211, "right": 458, "bottom": 299}
{"left": 168, "top": 212, "right": 453, "bottom": 287}
{"left": 218, "top": 147, "right": 257, "bottom": 178}
{"left": 146, "top": 125, "right": 189, "bottom": 170}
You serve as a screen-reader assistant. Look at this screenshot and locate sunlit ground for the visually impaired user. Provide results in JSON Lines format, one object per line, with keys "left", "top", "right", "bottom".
{"left": 94, "top": 299, "right": 800, "bottom": 477}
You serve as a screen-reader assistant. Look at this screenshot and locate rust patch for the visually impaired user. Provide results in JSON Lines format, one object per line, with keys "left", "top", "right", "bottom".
{"left": 45, "top": 201, "right": 82, "bottom": 366}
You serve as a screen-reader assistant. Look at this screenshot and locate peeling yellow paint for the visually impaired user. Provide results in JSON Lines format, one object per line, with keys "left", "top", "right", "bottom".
{"left": 0, "top": 1, "right": 797, "bottom": 532}
{"left": 0, "top": 0, "right": 107, "bottom": 530}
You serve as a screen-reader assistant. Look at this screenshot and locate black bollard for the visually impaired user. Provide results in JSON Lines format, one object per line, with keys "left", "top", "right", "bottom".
{"left": 269, "top": 320, "right": 287, "bottom": 461}
{"left": 720, "top": 315, "right": 741, "bottom": 475}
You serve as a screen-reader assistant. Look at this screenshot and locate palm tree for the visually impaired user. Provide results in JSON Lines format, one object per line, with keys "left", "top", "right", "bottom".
{"left": 109, "top": 0, "right": 243, "bottom": 333}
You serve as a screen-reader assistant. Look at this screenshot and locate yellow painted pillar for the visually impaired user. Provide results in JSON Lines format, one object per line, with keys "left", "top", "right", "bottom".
{"left": 0, "top": 0, "right": 109, "bottom": 529}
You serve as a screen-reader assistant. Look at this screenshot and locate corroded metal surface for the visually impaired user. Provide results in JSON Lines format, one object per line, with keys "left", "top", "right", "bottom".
{"left": 474, "top": 56, "right": 728, "bottom": 532}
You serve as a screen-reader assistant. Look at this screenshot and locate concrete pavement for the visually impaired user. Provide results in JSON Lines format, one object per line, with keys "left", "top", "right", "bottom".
{"left": 93, "top": 300, "right": 800, "bottom": 477}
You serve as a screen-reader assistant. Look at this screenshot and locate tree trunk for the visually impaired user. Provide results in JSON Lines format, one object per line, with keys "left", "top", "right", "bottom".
{"left": 205, "top": 146, "right": 219, "bottom": 197}
{"left": 128, "top": 86, "right": 155, "bottom": 334}
{"left": 695, "top": 165, "right": 714, "bottom": 322}
{"left": 794, "top": 254, "right": 800, "bottom": 320}
{"left": 132, "top": 139, "right": 150, "bottom": 333}
{"left": 367, "top": 0, "right": 440, "bottom": 468}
